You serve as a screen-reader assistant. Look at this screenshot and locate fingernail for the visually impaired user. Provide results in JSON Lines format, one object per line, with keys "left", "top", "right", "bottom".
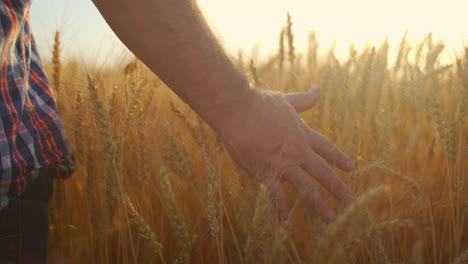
{"left": 346, "top": 160, "right": 355, "bottom": 170}
{"left": 310, "top": 86, "right": 320, "bottom": 93}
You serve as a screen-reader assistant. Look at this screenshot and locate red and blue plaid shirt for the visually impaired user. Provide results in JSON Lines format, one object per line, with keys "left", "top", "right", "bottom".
{"left": 0, "top": 0, "right": 74, "bottom": 210}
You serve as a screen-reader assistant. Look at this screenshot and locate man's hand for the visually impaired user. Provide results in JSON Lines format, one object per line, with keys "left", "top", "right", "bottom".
{"left": 92, "top": 0, "right": 354, "bottom": 224}
{"left": 216, "top": 86, "right": 355, "bottom": 224}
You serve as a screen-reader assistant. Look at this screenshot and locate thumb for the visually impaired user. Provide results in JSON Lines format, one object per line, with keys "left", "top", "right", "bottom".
{"left": 285, "top": 86, "right": 321, "bottom": 112}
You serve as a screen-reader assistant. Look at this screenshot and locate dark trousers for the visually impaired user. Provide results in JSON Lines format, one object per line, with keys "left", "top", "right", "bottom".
{"left": 0, "top": 170, "right": 54, "bottom": 264}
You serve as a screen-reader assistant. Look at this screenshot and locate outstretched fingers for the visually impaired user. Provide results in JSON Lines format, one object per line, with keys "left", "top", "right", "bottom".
{"left": 283, "top": 166, "right": 336, "bottom": 222}
{"left": 304, "top": 124, "right": 354, "bottom": 171}
{"left": 302, "top": 151, "right": 354, "bottom": 206}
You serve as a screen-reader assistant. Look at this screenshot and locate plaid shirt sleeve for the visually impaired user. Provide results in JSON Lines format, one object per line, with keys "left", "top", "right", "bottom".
{"left": 0, "top": 0, "right": 75, "bottom": 210}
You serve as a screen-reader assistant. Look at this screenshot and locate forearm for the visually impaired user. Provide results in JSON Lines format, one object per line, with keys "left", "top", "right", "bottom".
{"left": 92, "top": 0, "right": 253, "bottom": 131}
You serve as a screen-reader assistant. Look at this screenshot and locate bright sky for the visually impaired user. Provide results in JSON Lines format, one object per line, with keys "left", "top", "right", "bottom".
{"left": 30, "top": 0, "right": 467, "bottom": 67}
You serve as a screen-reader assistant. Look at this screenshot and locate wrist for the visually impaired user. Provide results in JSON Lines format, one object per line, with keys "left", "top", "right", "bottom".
{"left": 196, "top": 78, "right": 257, "bottom": 137}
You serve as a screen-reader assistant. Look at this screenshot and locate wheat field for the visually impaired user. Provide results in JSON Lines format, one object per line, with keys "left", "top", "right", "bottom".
{"left": 43, "top": 16, "right": 467, "bottom": 264}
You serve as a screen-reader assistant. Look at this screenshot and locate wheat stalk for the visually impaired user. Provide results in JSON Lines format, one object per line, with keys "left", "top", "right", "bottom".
{"left": 121, "top": 78, "right": 148, "bottom": 139}
{"left": 249, "top": 59, "right": 262, "bottom": 88}
{"left": 124, "top": 199, "right": 163, "bottom": 257}
{"left": 244, "top": 184, "right": 274, "bottom": 262}
{"left": 52, "top": 31, "right": 62, "bottom": 96}
{"left": 158, "top": 166, "right": 197, "bottom": 261}
{"left": 285, "top": 12, "right": 295, "bottom": 66}
{"left": 345, "top": 219, "right": 413, "bottom": 250}
{"left": 278, "top": 28, "right": 285, "bottom": 72}
{"left": 314, "top": 185, "right": 387, "bottom": 263}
